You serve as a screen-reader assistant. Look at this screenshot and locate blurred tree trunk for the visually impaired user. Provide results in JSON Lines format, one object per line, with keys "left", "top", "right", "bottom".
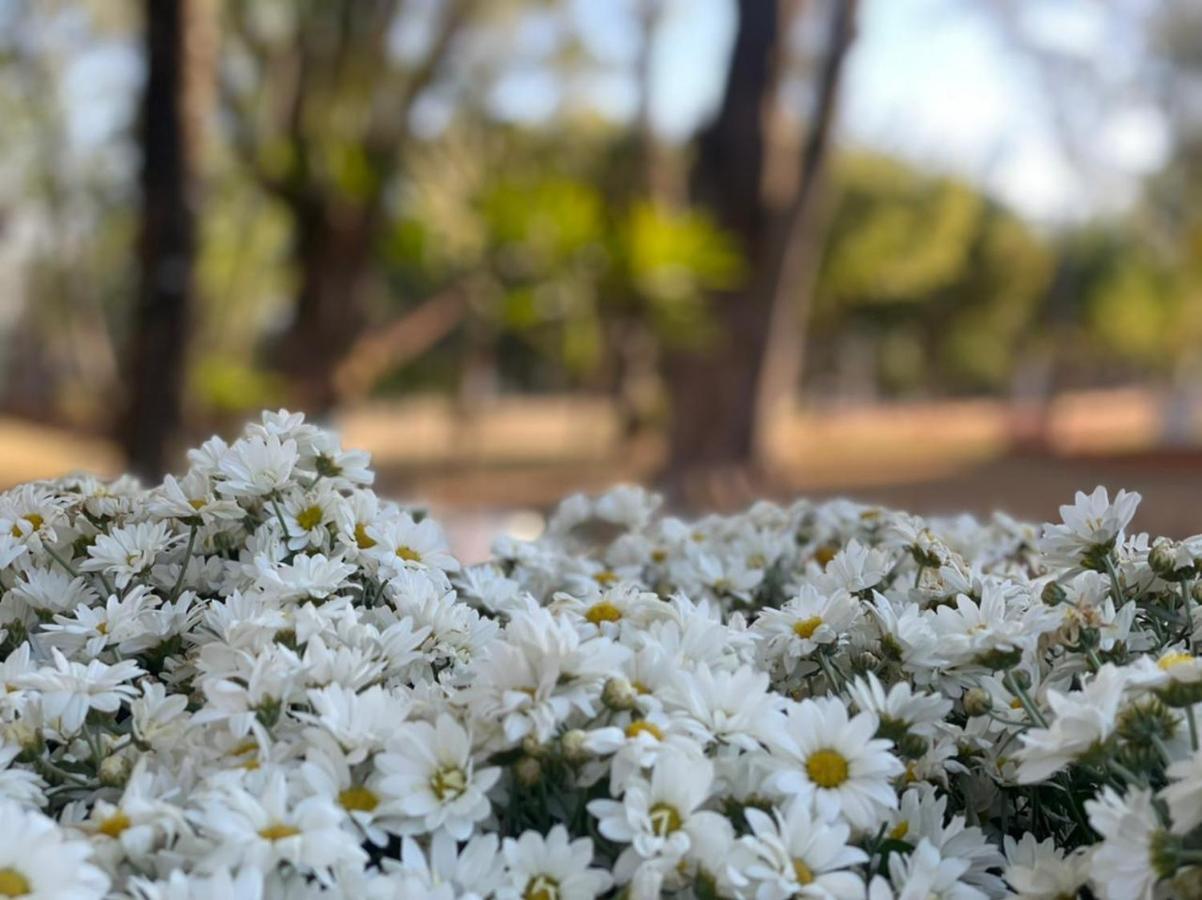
{"left": 661, "top": 0, "right": 857, "bottom": 501}
{"left": 274, "top": 195, "right": 379, "bottom": 411}
{"left": 122, "top": 0, "right": 207, "bottom": 479}
{"left": 755, "top": 0, "right": 858, "bottom": 461}
{"left": 236, "top": 0, "right": 474, "bottom": 415}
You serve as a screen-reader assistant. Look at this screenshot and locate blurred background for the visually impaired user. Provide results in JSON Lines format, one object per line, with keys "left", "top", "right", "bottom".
{"left": 2, "top": 0, "right": 1201, "bottom": 553}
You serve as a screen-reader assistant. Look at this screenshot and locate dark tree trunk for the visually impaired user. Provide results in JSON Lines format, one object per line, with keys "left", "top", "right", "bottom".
{"left": 661, "top": 0, "right": 858, "bottom": 503}
{"left": 661, "top": 0, "right": 783, "bottom": 498}
{"left": 272, "top": 195, "right": 376, "bottom": 413}
{"left": 122, "top": 0, "right": 199, "bottom": 480}
{"left": 755, "top": 0, "right": 858, "bottom": 458}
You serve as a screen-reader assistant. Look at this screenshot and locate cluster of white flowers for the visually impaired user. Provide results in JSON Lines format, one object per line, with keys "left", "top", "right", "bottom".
{"left": 2, "top": 410, "right": 1201, "bottom": 898}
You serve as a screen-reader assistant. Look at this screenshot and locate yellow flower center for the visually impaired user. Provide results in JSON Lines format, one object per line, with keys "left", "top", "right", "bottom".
{"left": 651, "top": 549, "right": 667, "bottom": 563}
{"left": 1010, "top": 698, "right": 1023, "bottom": 710}
{"left": 814, "top": 545, "right": 838, "bottom": 567}
{"left": 649, "top": 802, "right": 683, "bottom": 836}
{"left": 188, "top": 498, "right": 206, "bottom": 510}
{"left": 524, "top": 875, "right": 560, "bottom": 900}
{"left": 258, "top": 823, "right": 300, "bottom": 841}
{"left": 792, "top": 858, "right": 815, "bottom": 885}
{"left": 1159, "top": 652, "right": 1194, "bottom": 671}
{"left": 396, "top": 545, "right": 422, "bottom": 562}
{"left": 747, "top": 553, "right": 766, "bottom": 569}
{"left": 0, "top": 868, "right": 30, "bottom": 897}
{"left": 338, "top": 785, "right": 380, "bottom": 813}
{"left": 229, "top": 738, "right": 261, "bottom": 770}
{"left": 354, "top": 523, "right": 376, "bottom": 549}
{"left": 98, "top": 810, "right": 131, "bottom": 838}
{"left": 889, "top": 820, "right": 909, "bottom": 840}
{"left": 295, "top": 505, "right": 324, "bottom": 531}
{"left": 625, "top": 720, "right": 664, "bottom": 741}
{"left": 593, "top": 570, "right": 619, "bottom": 586}
{"left": 586, "top": 601, "right": 623, "bottom": 625}
{"left": 11, "top": 513, "right": 43, "bottom": 537}
{"left": 96, "top": 621, "right": 109, "bottom": 635}
{"left": 806, "top": 748, "right": 850, "bottom": 788}
{"left": 793, "top": 616, "right": 824, "bottom": 640}
{"left": 430, "top": 766, "right": 467, "bottom": 801}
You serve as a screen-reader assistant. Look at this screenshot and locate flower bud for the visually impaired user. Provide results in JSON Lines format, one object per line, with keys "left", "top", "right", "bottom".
{"left": 1149, "top": 538, "right": 1181, "bottom": 579}
{"left": 1041, "top": 581, "right": 1067, "bottom": 607}
{"left": 561, "top": 729, "right": 589, "bottom": 763}
{"left": 963, "top": 688, "right": 992, "bottom": 718}
{"left": 99, "top": 753, "right": 133, "bottom": 788}
{"left": 602, "top": 676, "right": 637, "bottom": 711}
{"left": 521, "top": 734, "right": 547, "bottom": 758}
{"left": 514, "top": 756, "right": 541, "bottom": 787}
{"left": 896, "top": 733, "right": 928, "bottom": 760}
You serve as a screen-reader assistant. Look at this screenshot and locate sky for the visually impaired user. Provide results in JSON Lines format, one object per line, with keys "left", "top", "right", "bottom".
{"left": 45, "top": 0, "right": 1172, "bottom": 226}
{"left": 558, "top": 0, "right": 1170, "bottom": 224}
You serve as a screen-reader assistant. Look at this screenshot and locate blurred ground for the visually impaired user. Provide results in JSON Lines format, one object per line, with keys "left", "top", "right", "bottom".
{"left": 7, "top": 388, "right": 1198, "bottom": 563}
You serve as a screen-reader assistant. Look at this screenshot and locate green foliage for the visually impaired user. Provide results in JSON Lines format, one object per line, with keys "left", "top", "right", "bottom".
{"left": 614, "top": 200, "right": 743, "bottom": 347}
{"left": 812, "top": 152, "right": 1054, "bottom": 394}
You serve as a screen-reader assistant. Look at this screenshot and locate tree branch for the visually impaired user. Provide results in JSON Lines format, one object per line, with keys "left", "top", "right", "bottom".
{"left": 331, "top": 288, "right": 469, "bottom": 403}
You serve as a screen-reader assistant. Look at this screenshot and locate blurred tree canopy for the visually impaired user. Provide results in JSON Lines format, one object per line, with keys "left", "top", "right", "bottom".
{"left": 1, "top": 0, "right": 1202, "bottom": 479}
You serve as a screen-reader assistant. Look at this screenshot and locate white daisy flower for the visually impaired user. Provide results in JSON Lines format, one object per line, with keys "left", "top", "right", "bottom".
{"left": 752, "top": 585, "right": 861, "bottom": 668}
{"left": 367, "top": 513, "right": 459, "bottom": 574}
{"left": 0, "top": 798, "right": 109, "bottom": 899}
{"left": 1039, "top": 486, "right": 1141, "bottom": 571}
{"left": 216, "top": 434, "right": 301, "bottom": 499}
{"left": 769, "top": 696, "right": 903, "bottom": 830}
{"left": 127, "top": 867, "right": 266, "bottom": 900}
{"left": 1084, "top": 787, "right": 1169, "bottom": 900}
{"left": 819, "top": 539, "right": 891, "bottom": 595}
{"left": 497, "top": 825, "right": 612, "bottom": 900}
{"left": 18, "top": 649, "right": 143, "bottom": 734}
{"left": 731, "top": 796, "right": 867, "bottom": 900}
{"left": 1015, "top": 664, "right": 1129, "bottom": 783}
{"left": 375, "top": 714, "right": 500, "bottom": 839}
{"left": 192, "top": 769, "right": 367, "bottom": 883}
{"left": 846, "top": 673, "right": 952, "bottom": 741}
{"left": 1002, "top": 833, "right": 1090, "bottom": 900}
{"left": 81, "top": 520, "right": 177, "bottom": 589}
{"left": 587, "top": 748, "right": 729, "bottom": 885}
{"left": 1161, "top": 747, "right": 1202, "bottom": 835}
{"left": 869, "top": 838, "right": 986, "bottom": 900}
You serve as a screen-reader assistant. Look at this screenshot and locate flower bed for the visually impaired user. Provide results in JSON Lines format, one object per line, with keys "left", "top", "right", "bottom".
{"left": 0, "top": 410, "right": 1197, "bottom": 898}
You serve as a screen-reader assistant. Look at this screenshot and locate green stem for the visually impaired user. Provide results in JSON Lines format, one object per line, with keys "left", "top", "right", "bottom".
{"left": 46, "top": 546, "right": 113, "bottom": 598}
{"left": 43, "top": 545, "right": 78, "bottom": 577}
{"left": 269, "top": 497, "right": 290, "bottom": 536}
{"left": 1004, "top": 671, "right": 1047, "bottom": 728}
{"left": 1104, "top": 555, "right": 1125, "bottom": 607}
{"left": 168, "top": 524, "right": 198, "bottom": 602}
{"left": 817, "top": 652, "right": 846, "bottom": 695}
{"left": 1182, "top": 580, "right": 1195, "bottom": 654}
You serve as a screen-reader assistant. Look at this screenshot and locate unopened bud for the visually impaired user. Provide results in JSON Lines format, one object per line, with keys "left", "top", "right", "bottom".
{"left": 99, "top": 753, "right": 133, "bottom": 788}
{"left": 514, "top": 756, "right": 541, "bottom": 787}
{"left": 561, "top": 729, "right": 589, "bottom": 763}
{"left": 1041, "top": 581, "right": 1067, "bottom": 607}
{"left": 896, "top": 733, "right": 929, "bottom": 760}
{"left": 602, "top": 677, "right": 637, "bottom": 711}
{"left": 963, "top": 688, "right": 992, "bottom": 718}
{"left": 8, "top": 721, "right": 41, "bottom": 756}
{"left": 521, "top": 735, "right": 547, "bottom": 758}
{"left": 1009, "top": 670, "right": 1032, "bottom": 691}
{"left": 1149, "top": 538, "right": 1181, "bottom": 579}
